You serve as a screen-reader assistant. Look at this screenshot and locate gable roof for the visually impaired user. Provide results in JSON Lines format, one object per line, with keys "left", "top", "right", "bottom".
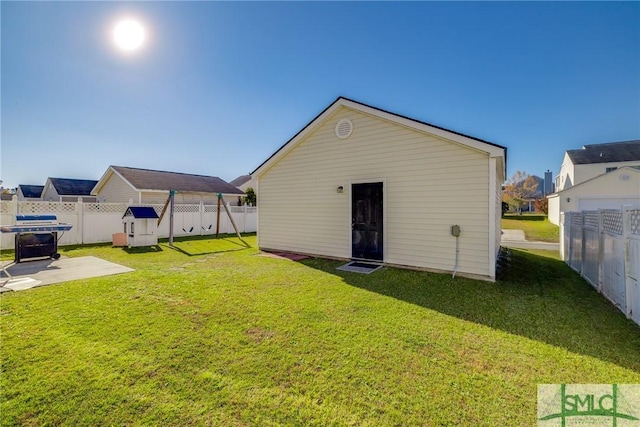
{"left": 251, "top": 96, "right": 507, "bottom": 177}
{"left": 230, "top": 175, "right": 252, "bottom": 187}
{"left": 123, "top": 206, "right": 159, "bottom": 219}
{"left": 567, "top": 140, "right": 640, "bottom": 165}
{"left": 98, "top": 166, "right": 243, "bottom": 195}
{"left": 19, "top": 184, "right": 44, "bottom": 198}
{"left": 49, "top": 178, "right": 98, "bottom": 196}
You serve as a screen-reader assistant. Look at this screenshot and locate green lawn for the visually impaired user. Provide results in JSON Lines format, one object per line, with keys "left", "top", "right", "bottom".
{"left": 501, "top": 214, "right": 559, "bottom": 242}
{"left": 1, "top": 235, "right": 638, "bottom": 426}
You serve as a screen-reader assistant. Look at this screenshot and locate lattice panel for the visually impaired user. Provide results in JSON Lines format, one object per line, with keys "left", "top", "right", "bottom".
{"left": 0, "top": 201, "right": 11, "bottom": 214}
{"left": 174, "top": 204, "right": 200, "bottom": 213}
{"left": 19, "top": 202, "right": 77, "bottom": 214}
{"left": 84, "top": 203, "right": 129, "bottom": 213}
{"left": 630, "top": 209, "right": 640, "bottom": 235}
{"left": 601, "top": 210, "right": 623, "bottom": 235}
{"left": 204, "top": 205, "right": 219, "bottom": 213}
{"left": 570, "top": 212, "right": 583, "bottom": 225}
{"left": 583, "top": 211, "right": 599, "bottom": 230}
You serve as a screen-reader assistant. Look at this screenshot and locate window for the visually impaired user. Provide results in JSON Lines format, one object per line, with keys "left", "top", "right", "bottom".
{"left": 606, "top": 167, "right": 618, "bottom": 173}
{"left": 124, "top": 223, "right": 127, "bottom": 233}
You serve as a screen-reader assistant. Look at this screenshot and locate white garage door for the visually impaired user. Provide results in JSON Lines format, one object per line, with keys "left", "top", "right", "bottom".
{"left": 577, "top": 198, "right": 639, "bottom": 211}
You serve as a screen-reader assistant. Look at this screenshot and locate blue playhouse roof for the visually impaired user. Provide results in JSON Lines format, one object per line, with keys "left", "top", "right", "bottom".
{"left": 123, "top": 206, "right": 159, "bottom": 219}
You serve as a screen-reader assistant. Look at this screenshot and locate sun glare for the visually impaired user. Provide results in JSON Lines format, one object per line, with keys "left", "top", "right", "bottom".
{"left": 113, "top": 19, "right": 145, "bottom": 52}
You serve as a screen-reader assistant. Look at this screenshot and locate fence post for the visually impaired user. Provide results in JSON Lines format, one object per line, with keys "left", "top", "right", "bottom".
{"left": 622, "top": 206, "right": 632, "bottom": 319}
{"left": 242, "top": 205, "right": 247, "bottom": 233}
{"left": 200, "top": 200, "right": 204, "bottom": 236}
{"left": 11, "top": 195, "right": 18, "bottom": 216}
{"left": 567, "top": 212, "right": 573, "bottom": 266}
{"left": 597, "top": 210, "right": 604, "bottom": 293}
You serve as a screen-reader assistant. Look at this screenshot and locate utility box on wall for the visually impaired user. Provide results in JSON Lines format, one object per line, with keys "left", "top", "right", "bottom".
{"left": 122, "top": 206, "right": 159, "bottom": 247}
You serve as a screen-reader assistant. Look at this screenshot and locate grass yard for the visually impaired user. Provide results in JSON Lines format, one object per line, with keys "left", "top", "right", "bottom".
{"left": 501, "top": 213, "right": 559, "bottom": 242}
{"left": 1, "top": 235, "right": 639, "bottom": 426}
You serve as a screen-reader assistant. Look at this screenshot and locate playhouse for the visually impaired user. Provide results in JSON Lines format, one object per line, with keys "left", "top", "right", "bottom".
{"left": 122, "top": 206, "right": 159, "bottom": 247}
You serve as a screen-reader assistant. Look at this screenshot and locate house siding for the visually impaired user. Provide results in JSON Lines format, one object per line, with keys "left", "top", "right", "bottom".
{"left": 140, "top": 191, "right": 228, "bottom": 205}
{"left": 493, "top": 157, "right": 503, "bottom": 261}
{"left": 574, "top": 161, "right": 640, "bottom": 187}
{"left": 556, "top": 169, "right": 640, "bottom": 216}
{"left": 95, "top": 171, "right": 139, "bottom": 203}
{"left": 258, "top": 107, "right": 493, "bottom": 278}
{"left": 42, "top": 184, "right": 59, "bottom": 202}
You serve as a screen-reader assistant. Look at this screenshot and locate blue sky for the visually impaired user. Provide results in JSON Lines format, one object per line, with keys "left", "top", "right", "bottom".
{"left": 2, "top": 1, "right": 639, "bottom": 189}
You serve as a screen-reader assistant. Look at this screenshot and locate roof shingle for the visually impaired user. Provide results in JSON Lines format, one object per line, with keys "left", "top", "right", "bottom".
{"left": 567, "top": 140, "right": 640, "bottom": 165}
{"left": 111, "top": 166, "right": 244, "bottom": 195}
{"left": 19, "top": 184, "right": 44, "bottom": 198}
{"left": 50, "top": 178, "right": 98, "bottom": 196}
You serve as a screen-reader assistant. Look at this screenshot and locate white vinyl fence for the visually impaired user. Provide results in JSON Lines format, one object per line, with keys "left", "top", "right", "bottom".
{"left": 0, "top": 198, "right": 256, "bottom": 250}
{"left": 560, "top": 207, "right": 640, "bottom": 326}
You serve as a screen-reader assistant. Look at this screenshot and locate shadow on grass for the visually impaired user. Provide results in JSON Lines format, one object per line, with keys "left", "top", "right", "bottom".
{"left": 161, "top": 234, "right": 253, "bottom": 256}
{"left": 298, "top": 250, "right": 640, "bottom": 371}
{"left": 122, "top": 245, "right": 164, "bottom": 254}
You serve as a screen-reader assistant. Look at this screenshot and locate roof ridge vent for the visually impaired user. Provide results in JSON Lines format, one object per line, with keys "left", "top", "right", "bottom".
{"left": 335, "top": 119, "right": 353, "bottom": 139}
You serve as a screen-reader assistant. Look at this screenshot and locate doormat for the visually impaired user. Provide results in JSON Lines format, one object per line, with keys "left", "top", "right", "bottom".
{"left": 336, "top": 261, "right": 383, "bottom": 274}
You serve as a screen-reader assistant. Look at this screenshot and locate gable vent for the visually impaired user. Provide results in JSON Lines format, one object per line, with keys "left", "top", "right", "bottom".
{"left": 335, "top": 119, "right": 353, "bottom": 139}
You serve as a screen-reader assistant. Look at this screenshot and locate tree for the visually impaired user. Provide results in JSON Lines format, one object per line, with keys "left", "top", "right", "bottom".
{"left": 503, "top": 171, "right": 539, "bottom": 212}
{"left": 534, "top": 197, "right": 548, "bottom": 214}
{"left": 243, "top": 187, "right": 256, "bottom": 206}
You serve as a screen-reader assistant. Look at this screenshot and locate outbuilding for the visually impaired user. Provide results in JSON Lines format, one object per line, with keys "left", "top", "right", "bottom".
{"left": 251, "top": 97, "right": 507, "bottom": 281}
{"left": 547, "top": 167, "right": 640, "bottom": 224}
{"left": 122, "top": 206, "right": 159, "bottom": 247}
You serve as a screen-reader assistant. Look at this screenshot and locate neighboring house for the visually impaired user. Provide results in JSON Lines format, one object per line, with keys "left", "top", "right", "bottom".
{"left": 230, "top": 174, "right": 255, "bottom": 206}
{"left": 230, "top": 174, "right": 254, "bottom": 192}
{"left": 17, "top": 185, "right": 44, "bottom": 201}
{"left": 548, "top": 140, "right": 640, "bottom": 225}
{"left": 252, "top": 97, "right": 507, "bottom": 281}
{"left": 548, "top": 167, "right": 640, "bottom": 225}
{"left": 554, "top": 140, "right": 640, "bottom": 192}
{"left": 92, "top": 166, "right": 244, "bottom": 204}
{"left": 42, "top": 178, "right": 98, "bottom": 202}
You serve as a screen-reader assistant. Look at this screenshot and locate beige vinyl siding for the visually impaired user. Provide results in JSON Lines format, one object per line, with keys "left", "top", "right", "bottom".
{"left": 42, "top": 184, "right": 59, "bottom": 202}
{"left": 140, "top": 191, "right": 227, "bottom": 205}
{"left": 574, "top": 161, "right": 640, "bottom": 186}
{"left": 493, "top": 158, "right": 503, "bottom": 262}
{"left": 557, "top": 168, "right": 640, "bottom": 214}
{"left": 258, "top": 107, "right": 492, "bottom": 278}
{"left": 95, "top": 171, "right": 139, "bottom": 203}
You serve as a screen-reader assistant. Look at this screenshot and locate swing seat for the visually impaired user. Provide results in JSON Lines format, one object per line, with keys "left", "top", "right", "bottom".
{"left": 202, "top": 225, "right": 212, "bottom": 230}
{"left": 182, "top": 227, "right": 194, "bottom": 233}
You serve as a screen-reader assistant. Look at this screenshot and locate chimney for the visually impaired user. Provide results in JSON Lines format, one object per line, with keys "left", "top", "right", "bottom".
{"left": 544, "top": 170, "right": 553, "bottom": 195}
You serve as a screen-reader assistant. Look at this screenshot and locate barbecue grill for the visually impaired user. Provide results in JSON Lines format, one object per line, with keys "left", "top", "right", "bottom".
{"left": 1, "top": 215, "right": 72, "bottom": 263}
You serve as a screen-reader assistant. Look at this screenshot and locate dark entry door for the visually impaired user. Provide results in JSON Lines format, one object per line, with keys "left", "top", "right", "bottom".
{"left": 351, "top": 182, "right": 383, "bottom": 261}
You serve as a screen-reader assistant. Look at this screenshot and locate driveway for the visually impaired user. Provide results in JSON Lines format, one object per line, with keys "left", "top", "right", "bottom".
{"left": 500, "top": 229, "right": 560, "bottom": 251}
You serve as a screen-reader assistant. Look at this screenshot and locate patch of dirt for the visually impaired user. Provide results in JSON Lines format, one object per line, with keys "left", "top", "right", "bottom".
{"left": 246, "top": 327, "right": 276, "bottom": 344}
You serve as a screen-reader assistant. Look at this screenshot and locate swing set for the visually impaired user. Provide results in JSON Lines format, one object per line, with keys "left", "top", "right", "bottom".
{"left": 157, "top": 190, "right": 249, "bottom": 247}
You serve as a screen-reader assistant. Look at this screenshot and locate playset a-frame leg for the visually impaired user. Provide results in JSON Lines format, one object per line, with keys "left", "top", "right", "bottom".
{"left": 218, "top": 193, "right": 249, "bottom": 247}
